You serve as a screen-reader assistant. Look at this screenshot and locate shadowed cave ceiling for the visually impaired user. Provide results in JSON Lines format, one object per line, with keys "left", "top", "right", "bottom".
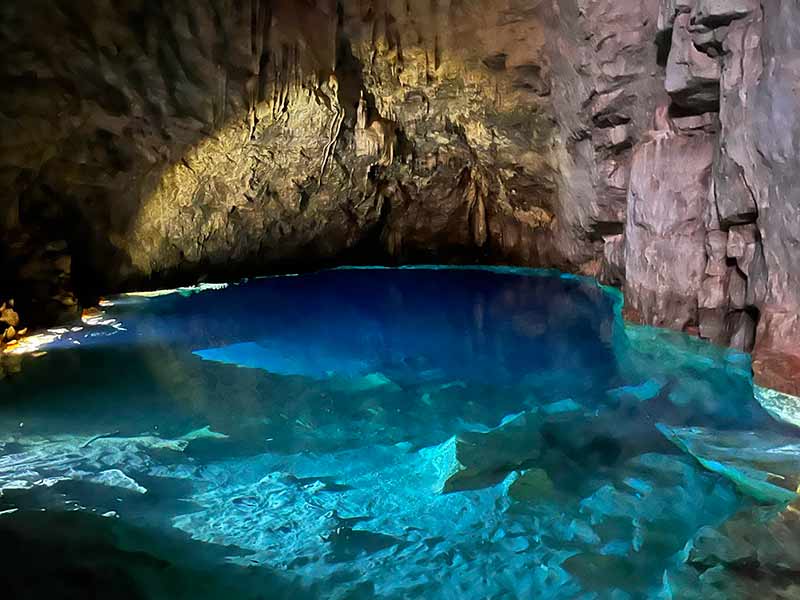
{"left": 0, "top": 0, "right": 798, "bottom": 394}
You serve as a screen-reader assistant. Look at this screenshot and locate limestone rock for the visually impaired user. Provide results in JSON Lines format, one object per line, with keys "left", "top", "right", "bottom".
{"left": 665, "top": 13, "right": 721, "bottom": 112}
{"left": 508, "top": 468, "right": 556, "bottom": 502}
{"left": 0, "top": 0, "right": 568, "bottom": 316}
{"left": 658, "top": 0, "right": 694, "bottom": 33}
{"left": 754, "top": 385, "right": 800, "bottom": 430}
{"left": 665, "top": 500, "right": 800, "bottom": 599}
{"left": 437, "top": 412, "right": 543, "bottom": 493}
{"left": 693, "top": 0, "right": 758, "bottom": 27}
{"left": 624, "top": 132, "right": 714, "bottom": 331}
{"left": 0, "top": 0, "right": 799, "bottom": 397}
{"left": 548, "top": 0, "right": 663, "bottom": 279}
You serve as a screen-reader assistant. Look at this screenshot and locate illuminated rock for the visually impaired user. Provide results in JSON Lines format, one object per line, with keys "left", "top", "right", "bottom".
{"left": 658, "top": 424, "right": 800, "bottom": 503}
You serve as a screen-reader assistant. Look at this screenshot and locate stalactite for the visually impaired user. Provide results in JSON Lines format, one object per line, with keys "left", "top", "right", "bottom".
{"left": 319, "top": 73, "right": 345, "bottom": 184}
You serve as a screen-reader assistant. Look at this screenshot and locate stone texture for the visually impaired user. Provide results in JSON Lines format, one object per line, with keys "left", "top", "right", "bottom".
{"left": 0, "top": 0, "right": 799, "bottom": 394}
{"left": 0, "top": 0, "right": 577, "bottom": 328}
{"left": 547, "top": 0, "right": 663, "bottom": 279}
{"left": 624, "top": 131, "right": 714, "bottom": 331}
{"left": 624, "top": 0, "right": 800, "bottom": 395}
{"left": 694, "top": 0, "right": 758, "bottom": 27}
{"left": 665, "top": 13, "right": 721, "bottom": 112}
{"left": 664, "top": 501, "right": 800, "bottom": 599}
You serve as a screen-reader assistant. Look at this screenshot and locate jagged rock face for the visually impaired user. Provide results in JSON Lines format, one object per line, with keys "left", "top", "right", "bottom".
{"left": 547, "top": 0, "right": 664, "bottom": 282}
{"left": 0, "top": 0, "right": 569, "bottom": 313}
{"left": 338, "top": 2, "right": 565, "bottom": 267}
{"left": 0, "top": 0, "right": 798, "bottom": 393}
{"left": 623, "top": 0, "right": 800, "bottom": 395}
{"left": 625, "top": 131, "right": 714, "bottom": 332}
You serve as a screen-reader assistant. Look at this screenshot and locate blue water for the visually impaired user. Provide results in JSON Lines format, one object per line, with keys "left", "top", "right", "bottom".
{"left": 0, "top": 267, "right": 795, "bottom": 599}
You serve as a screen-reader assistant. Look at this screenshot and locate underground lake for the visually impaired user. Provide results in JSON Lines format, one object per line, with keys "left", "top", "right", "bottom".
{"left": 1, "top": 267, "right": 799, "bottom": 599}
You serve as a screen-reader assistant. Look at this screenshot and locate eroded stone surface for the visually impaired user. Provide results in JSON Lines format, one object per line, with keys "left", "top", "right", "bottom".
{"left": 665, "top": 13, "right": 721, "bottom": 112}
{"left": 0, "top": 0, "right": 799, "bottom": 394}
{"left": 624, "top": 132, "right": 713, "bottom": 331}
{"left": 0, "top": 0, "right": 567, "bottom": 326}
{"left": 664, "top": 500, "right": 800, "bottom": 599}
{"left": 624, "top": 0, "right": 800, "bottom": 395}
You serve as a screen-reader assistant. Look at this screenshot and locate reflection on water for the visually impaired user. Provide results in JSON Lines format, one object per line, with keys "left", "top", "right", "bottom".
{"left": 1, "top": 267, "right": 798, "bottom": 599}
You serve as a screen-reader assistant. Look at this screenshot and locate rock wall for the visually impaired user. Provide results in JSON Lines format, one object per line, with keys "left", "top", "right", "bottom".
{"left": 622, "top": 0, "right": 800, "bottom": 395}
{"left": 547, "top": 0, "right": 664, "bottom": 285}
{"left": 0, "top": 0, "right": 571, "bottom": 327}
{"left": 0, "top": 0, "right": 797, "bottom": 393}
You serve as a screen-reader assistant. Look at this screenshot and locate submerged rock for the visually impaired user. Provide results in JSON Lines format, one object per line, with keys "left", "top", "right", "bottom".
{"left": 607, "top": 379, "right": 665, "bottom": 403}
{"left": 508, "top": 468, "right": 556, "bottom": 502}
{"left": 181, "top": 426, "right": 230, "bottom": 442}
{"left": 0, "top": 267, "right": 792, "bottom": 598}
{"left": 658, "top": 424, "right": 800, "bottom": 503}
{"left": 436, "top": 412, "right": 543, "bottom": 493}
{"left": 194, "top": 341, "right": 377, "bottom": 381}
{"left": 83, "top": 469, "right": 147, "bottom": 495}
{"left": 755, "top": 385, "right": 800, "bottom": 430}
{"left": 563, "top": 553, "right": 639, "bottom": 595}
{"left": 0, "top": 428, "right": 229, "bottom": 495}
{"left": 663, "top": 499, "right": 800, "bottom": 600}
{"left": 539, "top": 398, "right": 585, "bottom": 415}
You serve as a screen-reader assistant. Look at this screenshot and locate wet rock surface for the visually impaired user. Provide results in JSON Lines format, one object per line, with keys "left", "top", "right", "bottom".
{"left": 658, "top": 424, "right": 800, "bottom": 503}
{"left": 663, "top": 501, "right": 800, "bottom": 599}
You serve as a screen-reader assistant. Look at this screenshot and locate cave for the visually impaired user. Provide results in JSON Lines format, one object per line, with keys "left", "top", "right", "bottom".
{"left": 1, "top": 1, "right": 800, "bottom": 598}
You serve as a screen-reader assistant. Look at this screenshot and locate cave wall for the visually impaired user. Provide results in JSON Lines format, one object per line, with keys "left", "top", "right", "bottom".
{"left": 622, "top": 0, "right": 800, "bottom": 395}
{"left": 0, "top": 0, "right": 798, "bottom": 393}
{"left": 0, "top": 0, "right": 574, "bottom": 326}
{"left": 0, "top": 0, "right": 663, "bottom": 322}
{"left": 545, "top": 0, "right": 665, "bottom": 285}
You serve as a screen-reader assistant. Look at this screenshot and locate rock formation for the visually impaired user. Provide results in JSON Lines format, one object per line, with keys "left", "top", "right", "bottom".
{"left": 623, "top": 0, "right": 800, "bottom": 397}
{"left": 0, "top": 0, "right": 797, "bottom": 394}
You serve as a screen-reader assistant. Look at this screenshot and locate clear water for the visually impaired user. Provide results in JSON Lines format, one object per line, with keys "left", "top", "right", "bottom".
{"left": 0, "top": 267, "right": 795, "bottom": 599}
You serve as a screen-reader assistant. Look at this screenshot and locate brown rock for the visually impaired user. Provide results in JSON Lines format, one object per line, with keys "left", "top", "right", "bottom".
{"left": 665, "top": 13, "right": 721, "bottom": 112}
{"left": 624, "top": 131, "right": 714, "bottom": 331}
{"left": 753, "top": 352, "right": 800, "bottom": 399}
{"left": 0, "top": 306, "right": 19, "bottom": 328}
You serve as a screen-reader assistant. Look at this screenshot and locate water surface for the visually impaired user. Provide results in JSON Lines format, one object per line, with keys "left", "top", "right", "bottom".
{"left": 1, "top": 267, "right": 796, "bottom": 599}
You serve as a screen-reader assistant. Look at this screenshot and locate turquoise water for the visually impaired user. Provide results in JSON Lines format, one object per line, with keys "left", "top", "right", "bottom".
{"left": 0, "top": 267, "right": 796, "bottom": 599}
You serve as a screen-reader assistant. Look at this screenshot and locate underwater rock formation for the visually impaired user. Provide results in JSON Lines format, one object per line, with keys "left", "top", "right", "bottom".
{"left": 1, "top": 266, "right": 796, "bottom": 597}
{"left": 663, "top": 493, "right": 800, "bottom": 599}
{"left": 0, "top": 0, "right": 798, "bottom": 392}
{"left": 658, "top": 424, "right": 800, "bottom": 504}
